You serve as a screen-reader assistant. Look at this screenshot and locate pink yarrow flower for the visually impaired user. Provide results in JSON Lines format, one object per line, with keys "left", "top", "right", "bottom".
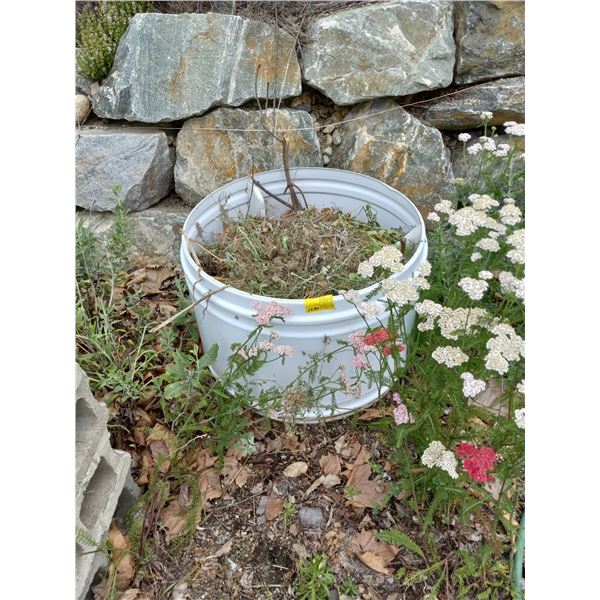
{"left": 251, "top": 300, "right": 293, "bottom": 325}
{"left": 391, "top": 393, "right": 415, "bottom": 424}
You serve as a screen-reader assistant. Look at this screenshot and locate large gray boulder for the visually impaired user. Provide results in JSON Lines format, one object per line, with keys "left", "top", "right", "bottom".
{"left": 302, "top": 1, "right": 455, "bottom": 105}
{"left": 79, "top": 196, "right": 190, "bottom": 263}
{"left": 329, "top": 99, "right": 454, "bottom": 215}
{"left": 76, "top": 130, "right": 175, "bottom": 212}
{"left": 175, "top": 107, "right": 322, "bottom": 206}
{"left": 409, "top": 76, "right": 525, "bottom": 130}
{"left": 454, "top": 1, "right": 525, "bottom": 85}
{"left": 92, "top": 12, "right": 302, "bottom": 123}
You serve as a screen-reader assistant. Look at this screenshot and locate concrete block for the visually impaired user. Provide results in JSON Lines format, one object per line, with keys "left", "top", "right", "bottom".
{"left": 75, "top": 363, "right": 140, "bottom": 600}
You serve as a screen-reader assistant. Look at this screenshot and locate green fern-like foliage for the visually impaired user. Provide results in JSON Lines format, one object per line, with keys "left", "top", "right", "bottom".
{"left": 376, "top": 529, "right": 426, "bottom": 560}
{"left": 76, "top": 1, "right": 153, "bottom": 81}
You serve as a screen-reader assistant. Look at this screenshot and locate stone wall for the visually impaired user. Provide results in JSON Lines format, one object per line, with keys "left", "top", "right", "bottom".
{"left": 76, "top": 1, "right": 524, "bottom": 262}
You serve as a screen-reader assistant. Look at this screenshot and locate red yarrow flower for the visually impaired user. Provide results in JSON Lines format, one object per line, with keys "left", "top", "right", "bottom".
{"left": 364, "top": 328, "right": 405, "bottom": 356}
{"left": 456, "top": 442, "right": 497, "bottom": 483}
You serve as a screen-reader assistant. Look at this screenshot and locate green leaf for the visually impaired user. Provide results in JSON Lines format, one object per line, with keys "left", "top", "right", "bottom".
{"left": 196, "top": 344, "right": 218, "bottom": 370}
{"left": 376, "top": 529, "right": 425, "bottom": 560}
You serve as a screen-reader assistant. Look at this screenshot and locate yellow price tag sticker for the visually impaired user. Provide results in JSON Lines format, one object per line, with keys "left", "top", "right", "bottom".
{"left": 304, "top": 295, "right": 335, "bottom": 313}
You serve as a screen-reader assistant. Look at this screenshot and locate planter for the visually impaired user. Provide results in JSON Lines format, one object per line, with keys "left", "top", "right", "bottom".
{"left": 180, "top": 167, "right": 428, "bottom": 423}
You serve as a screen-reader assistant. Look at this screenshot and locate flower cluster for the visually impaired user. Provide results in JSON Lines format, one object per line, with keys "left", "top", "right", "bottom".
{"left": 469, "top": 194, "right": 500, "bottom": 212}
{"left": 251, "top": 300, "right": 293, "bottom": 326}
{"left": 449, "top": 207, "right": 505, "bottom": 237}
{"left": 514, "top": 408, "right": 525, "bottom": 429}
{"left": 380, "top": 278, "right": 422, "bottom": 306}
{"left": 456, "top": 442, "right": 497, "bottom": 483}
{"left": 499, "top": 271, "right": 525, "bottom": 300}
{"left": 504, "top": 121, "right": 525, "bottom": 136}
{"left": 460, "top": 372, "right": 486, "bottom": 398}
{"left": 506, "top": 228, "right": 525, "bottom": 265}
{"left": 340, "top": 290, "right": 386, "bottom": 319}
{"left": 458, "top": 277, "right": 489, "bottom": 300}
{"left": 392, "top": 392, "right": 415, "bottom": 425}
{"left": 485, "top": 323, "right": 524, "bottom": 375}
{"left": 421, "top": 441, "right": 459, "bottom": 479}
{"left": 415, "top": 302, "right": 489, "bottom": 340}
{"left": 357, "top": 245, "right": 404, "bottom": 277}
{"left": 432, "top": 346, "right": 470, "bottom": 368}
{"left": 499, "top": 203, "right": 522, "bottom": 226}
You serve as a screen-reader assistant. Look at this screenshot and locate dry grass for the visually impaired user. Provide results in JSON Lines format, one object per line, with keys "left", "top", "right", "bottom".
{"left": 195, "top": 206, "right": 407, "bottom": 299}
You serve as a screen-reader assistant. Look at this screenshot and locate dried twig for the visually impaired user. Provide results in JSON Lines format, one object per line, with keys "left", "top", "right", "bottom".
{"left": 149, "top": 286, "right": 229, "bottom": 333}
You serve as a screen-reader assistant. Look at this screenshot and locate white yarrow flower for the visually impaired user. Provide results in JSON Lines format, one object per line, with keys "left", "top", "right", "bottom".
{"left": 499, "top": 204, "right": 522, "bottom": 226}
{"left": 380, "top": 278, "right": 420, "bottom": 306}
{"left": 460, "top": 372, "right": 486, "bottom": 398}
{"left": 432, "top": 346, "right": 470, "bottom": 368}
{"left": 514, "top": 408, "right": 525, "bottom": 429}
{"left": 434, "top": 199, "right": 454, "bottom": 215}
{"left": 471, "top": 252, "right": 482, "bottom": 262}
{"left": 427, "top": 211, "right": 441, "bottom": 222}
{"left": 467, "top": 142, "right": 483, "bottom": 155}
{"left": 421, "top": 441, "right": 459, "bottom": 479}
{"left": 458, "top": 133, "right": 472, "bottom": 142}
{"left": 478, "top": 270, "right": 494, "bottom": 280}
{"left": 459, "top": 277, "right": 489, "bottom": 300}
{"left": 480, "top": 111, "right": 493, "bottom": 121}
{"left": 475, "top": 237, "right": 501, "bottom": 252}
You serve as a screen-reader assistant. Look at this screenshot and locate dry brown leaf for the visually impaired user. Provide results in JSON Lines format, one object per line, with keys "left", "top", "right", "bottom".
{"left": 234, "top": 466, "right": 251, "bottom": 488}
{"left": 267, "top": 431, "right": 305, "bottom": 453}
{"left": 358, "top": 405, "right": 394, "bottom": 420}
{"left": 198, "top": 468, "right": 222, "bottom": 504}
{"left": 353, "top": 445, "right": 371, "bottom": 466}
{"left": 283, "top": 461, "right": 308, "bottom": 478}
{"left": 132, "top": 427, "right": 146, "bottom": 447}
{"left": 130, "top": 265, "right": 175, "bottom": 295}
{"left": 322, "top": 474, "right": 341, "bottom": 488}
{"left": 334, "top": 435, "right": 347, "bottom": 455}
{"left": 319, "top": 453, "right": 341, "bottom": 476}
{"left": 303, "top": 475, "right": 325, "bottom": 498}
{"left": 115, "top": 590, "right": 146, "bottom": 600}
{"left": 358, "top": 551, "right": 392, "bottom": 575}
{"left": 132, "top": 408, "right": 154, "bottom": 428}
{"left": 108, "top": 526, "right": 135, "bottom": 591}
{"left": 345, "top": 463, "right": 388, "bottom": 509}
{"left": 147, "top": 423, "right": 178, "bottom": 473}
{"left": 220, "top": 455, "right": 240, "bottom": 485}
{"left": 266, "top": 497, "right": 284, "bottom": 521}
{"left": 158, "top": 302, "right": 177, "bottom": 317}
{"left": 135, "top": 452, "right": 154, "bottom": 485}
{"left": 212, "top": 539, "right": 233, "bottom": 558}
{"left": 195, "top": 447, "right": 217, "bottom": 472}
{"left": 351, "top": 530, "right": 399, "bottom": 575}
{"left": 161, "top": 500, "right": 188, "bottom": 541}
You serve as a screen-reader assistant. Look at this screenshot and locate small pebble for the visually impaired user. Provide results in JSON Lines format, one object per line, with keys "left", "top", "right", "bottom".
{"left": 324, "top": 133, "right": 333, "bottom": 146}
{"left": 322, "top": 124, "right": 335, "bottom": 134}
{"left": 332, "top": 129, "right": 342, "bottom": 145}
{"left": 322, "top": 146, "right": 333, "bottom": 157}
{"left": 298, "top": 506, "right": 325, "bottom": 529}
{"left": 322, "top": 154, "right": 330, "bottom": 165}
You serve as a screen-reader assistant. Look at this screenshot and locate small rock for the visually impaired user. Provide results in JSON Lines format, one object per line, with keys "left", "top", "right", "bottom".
{"left": 298, "top": 507, "right": 325, "bottom": 529}
{"left": 324, "top": 133, "right": 333, "bottom": 146}
{"left": 273, "top": 478, "right": 291, "bottom": 496}
{"left": 322, "top": 154, "right": 330, "bottom": 165}
{"left": 322, "top": 146, "right": 333, "bottom": 157}
{"left": 171, "top": 583, "right": 188, "bottom": 600}
{"left": 322, "top": 124, "right": 335, "bottom": 134}
{"left": 75, "top": 94, "right": 90, "bottom": 124}
{"left": 256, "top": 495, "right": 269, "bottom": 516}
{"left": 332, "top": 130, "right": 342, "bottom": 146}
